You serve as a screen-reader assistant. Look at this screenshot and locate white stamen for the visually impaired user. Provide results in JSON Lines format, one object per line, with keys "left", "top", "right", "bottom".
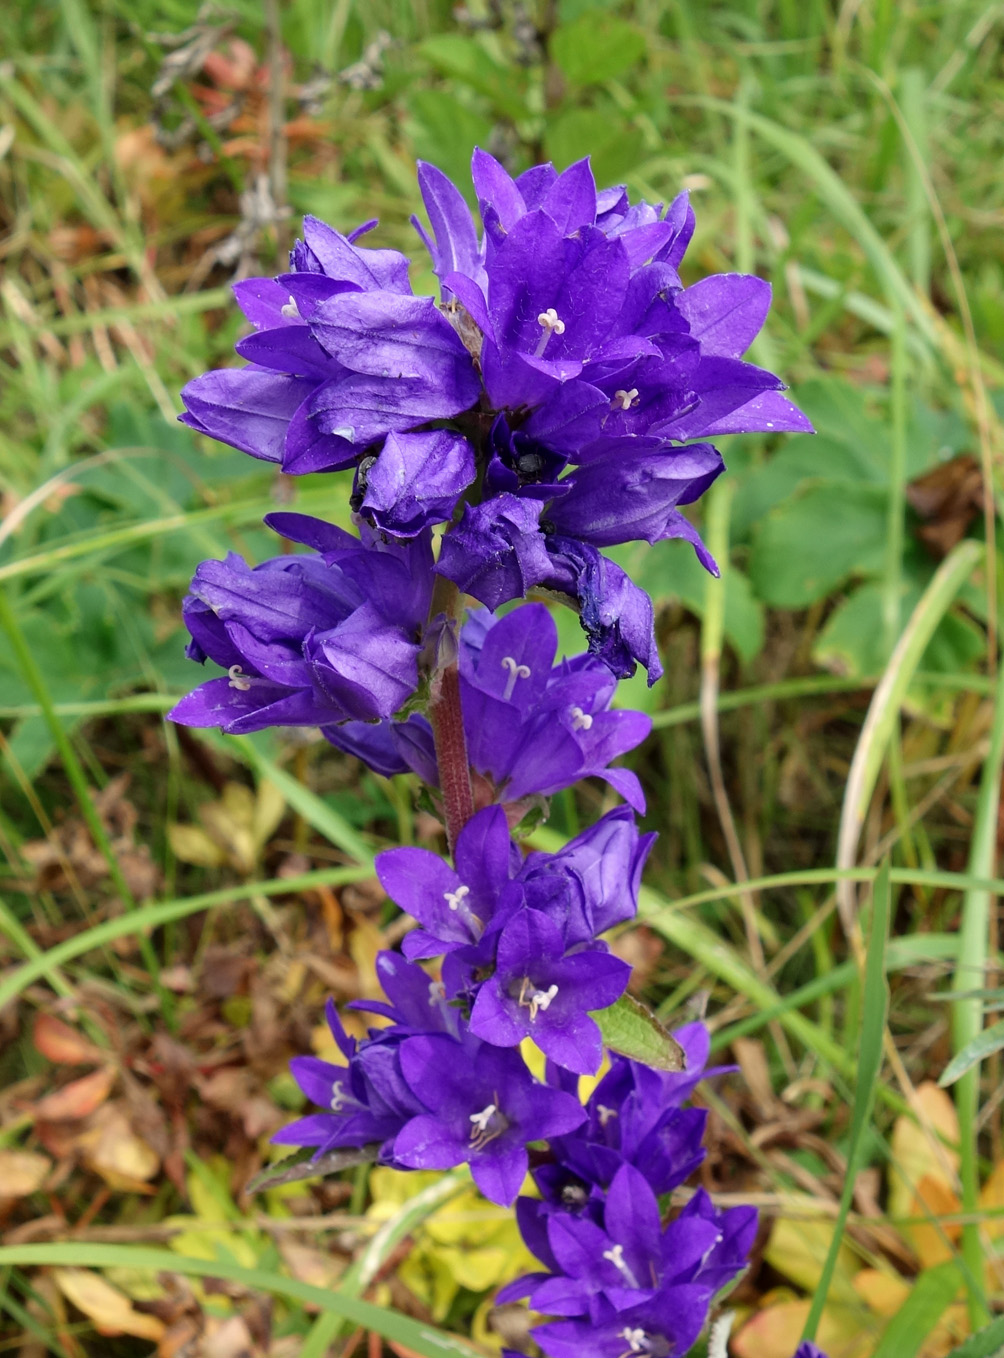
{"left": 611, "top": 388, "right": 640, "bottom": 411}
{"left": 529, "top": 984, "right": 559, "bottom": 1020}
{"left": 444, "top": 884, "right": 470, "bottom": 912}
{"left": 619, "top": 1329, "right": 648, "bottom": 1355}
{"left": 228, "top": 664, "right": 252, "bottom": 691}
{"left": 280, "top": 295, "right": 302, "bottom": 320}
{"left": 535, "top": 306, "right": 566, "bottom": 356}
{"left": 570, "top": 705, "right": 593, "bottom": 731}
{"left": 469, "top": 1103, "right": 497, "bottom": 1134}
{"left": 500, "top": 655, "right": 532, "bottom": 700}
{"left": 428, "top": 980, "right": 446, "bottom": 1005}
{"left": 330, "top": 1081, "right": 348, "bottom": 1113}
{"left": 602, "top": 1243, "right": 641, "bottom": 1288}
{"left": 597, "top": 1104, "right": 618, "bottom": 1127}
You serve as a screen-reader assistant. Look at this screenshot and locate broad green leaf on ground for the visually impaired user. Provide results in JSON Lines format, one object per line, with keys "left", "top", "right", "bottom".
{"left": 813, "top": 578, "right": 984, "bottom": 682}
{"left": 591, "top": 993, "right": 685, "bottom": 1071}
{"left": 544, "top": 106, "right": 645, "bottom": 184}
{"left": 748, "top": 482, "right": 889, "bottom": 608}
{"left": 550, "top": 15, "right": 646, "bottom": 85}
{"left": 418, "top": 35, "right": 526, "bottom": 123}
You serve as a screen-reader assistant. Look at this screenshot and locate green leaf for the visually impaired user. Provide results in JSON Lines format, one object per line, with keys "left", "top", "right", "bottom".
{"left": 939, "top": 1016, "right": 1004, "bottom": 1087}
{"left": 870, "top": 1262, "right": 963, "bottom": 1358}
{"left": 941, "top": 1315, "right": 1004, "bottom": 1358}
{"left": 591, "top": 993, "right": 685, "bottom": 1071}
{"left": 247, "top": 1144, "right": 383, "bottom": 1194}
{"left": 748, "top": 482, "right": 889, "bottom": 607}
{"left": 407, "top": 90, "right": 493, "bottom": 194}
{"left": 418, "top": 35, "right": 526, "bottom": 122}
{"left": 0, "top": 1244, "right": 483, "bottom": 1358}
{"left": 813, "top": 577, "right": 984, "bottom": 684}
{"left": 551, "top": 15, "right": 646, "bottom": 85}
{"left": 544, "top": 106, "right": 644, "bottom": 184}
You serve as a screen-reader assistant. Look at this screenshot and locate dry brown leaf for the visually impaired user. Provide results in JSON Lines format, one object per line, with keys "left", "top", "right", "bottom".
{"left": 277, "top": 1238, "right": 343, "bottom": 1292}
{"left": 201, "top": 1315, "right": 255, "bottom": 1358}
{"left": 0, "top": 1149, "right": 51, "bottom": 1197}
{"left": 75, "top": 1101, "right": 160, "bottom": 1188}
{"left": 34, "top": 1065, "right": 116, "bottom": 1121}
{"left": 53, "top": 1268, "right": 165, "bottom": 1341}
{"left": 33, "top": 1013, "right": 104, "bottom": 1065}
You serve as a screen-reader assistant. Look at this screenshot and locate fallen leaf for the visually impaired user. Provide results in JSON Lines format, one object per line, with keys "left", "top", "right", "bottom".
{"left": 168, "top": 822, "right": 227, "bottom": 869}
{"left": 75, "top": 1102, "right": 160, "bottom": 1188}
{"left": 0, "top": 1149, "right": 51, "bottom": 1197}
{"left": 53, "top": 1268, "right": 165, "bottom": 1341}
{"left": 733, "top": 1297, "right": 875, "bottom": 1358}
{"left": 764, "top": 1214, "right": 861, "bottom": 1304}
{"left": 853, "top": 1267, "right": 910, "bottom": 1317}
{"left": 33, "top": 1014, "right": 103, "bottom": 1065}
{"left": 888, "top": 1081, "right": 959, "bottom": 1222}
{"left": 906, "top": 1172, "right": 961, "bottom": 1267}
{"left": 34, "top": 1066, "right": 116, "bottom": 1121}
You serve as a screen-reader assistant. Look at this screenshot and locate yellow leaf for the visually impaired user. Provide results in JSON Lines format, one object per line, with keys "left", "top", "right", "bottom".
{"left": 906, "top": 1173, "right": 961, "bottom": 1267}
{"left": 400, "top": 1247, "right": 458, "bottom": 1321}
{"left": 53, "top": 1269, "right": 165, "bottom": 1342}
{"left": 436, "top": 1245, "right": 518, "bottom": 1292}
{"left": 853, "top": 1268, "right": 910, "bottom": 1317}
{"left": 733, "top": 1298, "right": 876, "bottom": 1358}
{"left": 978, "top": 1157, "right": 1004, "bottom": 1239}
{"left": 168, "top": 822, "right": 227, "bottom": 868}
{"left": 764, "top": 1214, "right": 862, "bottom": 1304}
{"left": 888, "top": 1081, "right": 959, "bottom": 1222}
{"left": 252, "top": 778, "right": 286, "bottom": 851}
{"left": 0, "top": 1149, "right": 50, "bottom": 1197}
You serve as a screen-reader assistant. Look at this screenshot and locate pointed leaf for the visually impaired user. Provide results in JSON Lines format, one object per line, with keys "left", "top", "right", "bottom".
{"left": 590, "top": 993, "right": 685, "bottom": 1071}
{"left": 247, "top": 1143, "right": 382, "bottom": 1194}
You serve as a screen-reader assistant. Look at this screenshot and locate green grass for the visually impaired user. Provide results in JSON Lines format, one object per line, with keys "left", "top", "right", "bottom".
{"left": 1, "top": 1, "right": 1003, "bottom": 1355}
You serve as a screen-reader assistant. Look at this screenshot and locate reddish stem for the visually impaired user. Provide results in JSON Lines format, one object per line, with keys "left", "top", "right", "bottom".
{"left": 429, "top": 660, "right": 475, "bottom": 854}
{"left": 426, "top": 578, "right": 475, "bottom": 854}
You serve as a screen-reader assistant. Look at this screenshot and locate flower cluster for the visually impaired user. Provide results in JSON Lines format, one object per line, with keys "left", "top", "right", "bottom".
{"left": 171, "top": 149, "right": 816, "bottom": 1357}
{"left": 179, "top": 149, "right": 810, "bottom": 684}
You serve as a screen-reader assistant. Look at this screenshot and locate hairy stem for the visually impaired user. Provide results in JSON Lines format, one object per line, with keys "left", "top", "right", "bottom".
{"left": 427, "top": 578, "right": 475, "bottom": 854}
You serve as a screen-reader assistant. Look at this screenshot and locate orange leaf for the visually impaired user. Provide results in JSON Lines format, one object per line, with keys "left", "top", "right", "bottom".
{"left": 33, "top": 1013, "right": 103, "bottom": 1065}
{"left": 34, "top": 1066, "right": 116, "bottom": 1121}
{"left": 853, "top": 1268, "right": 910, "bottom": 1317}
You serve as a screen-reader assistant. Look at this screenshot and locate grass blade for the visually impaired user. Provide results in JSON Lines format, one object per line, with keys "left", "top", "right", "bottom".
{"left": 0, "top": 1244, "right": 483, "bottom": 1358}
{"left": 801, "top": 860, "right": 891, "bottom": 1342}
{"left": 950, "top": 647, "right": 1004, "bottom": 1329}
{"left": 835, "top": 538, "right": 982, "bottom": 934}
{"left": 870, "top": 1262, "right": 964, "bottom": 1358}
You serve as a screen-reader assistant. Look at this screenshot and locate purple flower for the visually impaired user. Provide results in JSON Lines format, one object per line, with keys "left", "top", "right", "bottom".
{"left": 325, "top": 605, "right": 652, "bottom": 813}
{"left": 792, "top": 1346, "right": 830, "bottom": 1358}
{"left": 168, "top": 515, "right": 433, "bottom": 734}
{"left": 180, "top": 216, "right": 480, "bottom": 476}
{"left": 392, "top": 1033, "right": 586, "bottom": 1205}
{"left": 531, "top": 1288, "right": 710, "bottom": 1358}
{"left": 273, "top": 999, "right": 425, "bottom": 1161}
{"left": 355, "top": 428, "right": 476, "bottom": 538}
{"left": 518, "top": 806, "right": 656, "bottom": 946}
{"left": 375, "top": 806, "right": 518, "bottom": 959}
{"left": 468, "top": 909, "right": 630, "bottom": 1075}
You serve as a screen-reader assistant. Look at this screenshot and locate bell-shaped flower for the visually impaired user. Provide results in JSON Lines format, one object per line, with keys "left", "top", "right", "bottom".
{"left": 467, "top": 909, "right": 630, "bottom": 1075}
{"left": 392, "top": 1033, "right": 586, "bottom": 1206}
